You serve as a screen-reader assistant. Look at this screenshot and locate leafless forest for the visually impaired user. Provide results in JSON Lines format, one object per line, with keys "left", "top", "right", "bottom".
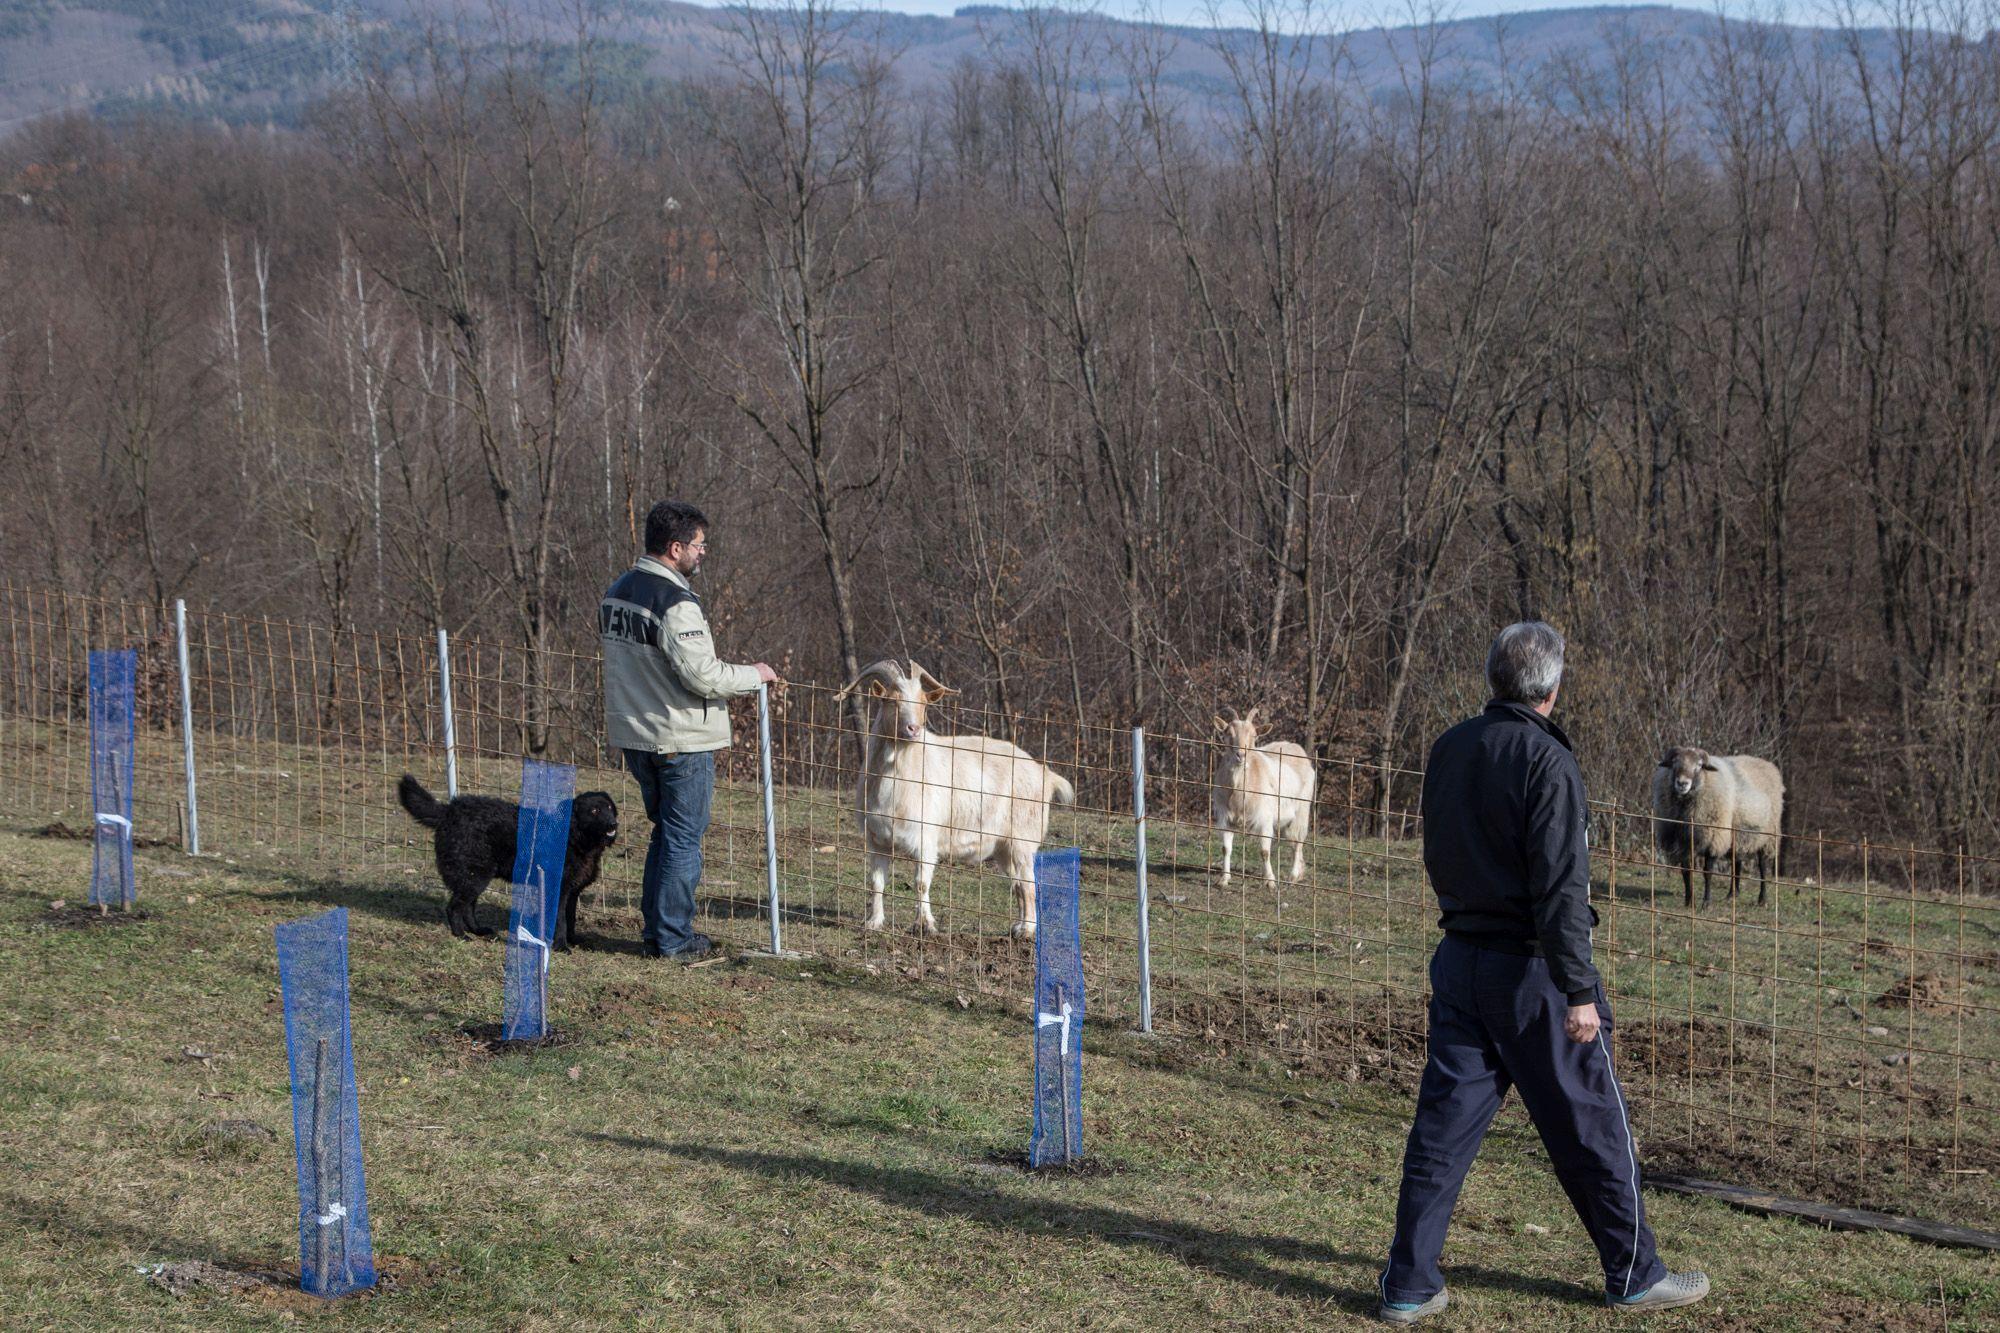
{"left": 1, "top": 1, "right": 1996, "bottom": 854}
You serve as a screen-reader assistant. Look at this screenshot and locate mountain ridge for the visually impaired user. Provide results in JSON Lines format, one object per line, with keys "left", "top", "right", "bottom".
{"left": 0, "top": 1, "right": 1919, "bottom": 134}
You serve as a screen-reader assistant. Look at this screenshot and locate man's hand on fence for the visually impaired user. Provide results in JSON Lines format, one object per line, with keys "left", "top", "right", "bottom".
{"left": 753, "top": 662, "right": 780, "bottom": 684}
{"left": 1565, "top": 1002, "right": 1601, "bottom": 1044}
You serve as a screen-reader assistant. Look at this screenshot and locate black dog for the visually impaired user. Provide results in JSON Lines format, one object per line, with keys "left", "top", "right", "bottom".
{"left": 397, "top": 775, "right": 618, "bottom": 950}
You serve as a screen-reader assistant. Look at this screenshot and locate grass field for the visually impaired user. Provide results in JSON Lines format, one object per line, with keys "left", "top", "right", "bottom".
{"left": 4, "top": 708, "right": 1999, "bottom": 1233}
{"left": 5, "top": 819, "right": 2000, "bottom": 1329}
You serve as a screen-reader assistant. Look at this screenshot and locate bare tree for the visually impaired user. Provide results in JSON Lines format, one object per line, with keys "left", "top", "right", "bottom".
{"left": 331, "top": 6, "right": 627, "bottom": 750}
{"left": 703, "top": 0, "right": 904, "bottom": 718}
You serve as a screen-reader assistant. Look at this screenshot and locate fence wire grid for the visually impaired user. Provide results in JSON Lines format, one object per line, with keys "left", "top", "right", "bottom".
{"left": 2, "top": 582, "right": 1996, "bottom": 1228}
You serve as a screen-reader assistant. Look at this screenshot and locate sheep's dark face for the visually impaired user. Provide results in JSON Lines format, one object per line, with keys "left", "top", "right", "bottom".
{"left": 1659, "top": 747, "right": 1718, "bottom": 799}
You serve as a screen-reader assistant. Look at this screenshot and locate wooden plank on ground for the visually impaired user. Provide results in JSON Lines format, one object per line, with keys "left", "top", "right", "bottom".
{"left": 1645, "top": 1172, "right": 2000, "bottom": 1251}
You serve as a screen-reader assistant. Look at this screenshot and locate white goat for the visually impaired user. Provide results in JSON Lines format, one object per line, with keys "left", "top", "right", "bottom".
{"left": 1211, "top": 707, "right": 1317, "bottom": 885}
{"left": 836, "top": 659, "right": 1076, "bottom": 939}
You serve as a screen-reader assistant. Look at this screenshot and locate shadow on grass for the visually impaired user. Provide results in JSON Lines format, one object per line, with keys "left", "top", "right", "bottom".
{"left": 0, "top": 1190, "right": 276, "bottom": 1273}
{"left": 1084, "top": 852, "right": 1216, "bottom": 883}
{"left": 252, "top": 864, "right": 447, "bottom": 930}
{"left": 577, "top": 1136, "right": 1601, "bottom": 1312}
{"left": 697, "top": 889, "right": 850, "bottom": 931}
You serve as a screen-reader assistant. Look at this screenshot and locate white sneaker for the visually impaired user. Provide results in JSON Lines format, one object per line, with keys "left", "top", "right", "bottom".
{"left": 1610, "top": 1271, "right": 1710, "bottom": 1311}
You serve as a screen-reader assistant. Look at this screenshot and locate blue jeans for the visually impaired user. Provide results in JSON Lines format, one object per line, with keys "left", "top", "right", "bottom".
{"left": 623, "top": 749, "right": 715, "bottom": 954}
{"left": 1382, "top": 936, "right": 1666, "bottom": 1305}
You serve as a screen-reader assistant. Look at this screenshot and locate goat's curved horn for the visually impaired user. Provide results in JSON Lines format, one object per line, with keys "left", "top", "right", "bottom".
{"left": 834, "top": 659, "right": 908, "bottom": 703}
{"left": 908, "top": 660, "right": 957, "bottom": 699}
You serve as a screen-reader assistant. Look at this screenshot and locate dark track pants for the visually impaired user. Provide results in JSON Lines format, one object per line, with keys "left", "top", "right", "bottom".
{"left": 1381, "top": 935, "right": 1666, "bottom": 1305}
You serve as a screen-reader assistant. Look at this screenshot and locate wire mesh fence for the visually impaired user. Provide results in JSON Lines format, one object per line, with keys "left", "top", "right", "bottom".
{"left": 2, "top": 581, "right": 1996, "bottom": 1228}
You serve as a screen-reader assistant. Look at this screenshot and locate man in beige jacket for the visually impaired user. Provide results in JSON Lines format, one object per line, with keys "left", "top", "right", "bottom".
{"left": 600, "top": 500, "right": 777, "bottom": 960}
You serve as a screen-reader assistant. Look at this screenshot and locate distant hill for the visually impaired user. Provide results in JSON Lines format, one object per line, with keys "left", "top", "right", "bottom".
{"left": 0, "top": 0, "right": 1913, "bottom": 135}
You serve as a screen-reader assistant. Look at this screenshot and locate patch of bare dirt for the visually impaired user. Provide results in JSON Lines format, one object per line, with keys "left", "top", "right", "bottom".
{"left": 40, "top": 904, "right": 151, "bottom": 928}
{"left": 981, "top": 1147, "right": 1126, "bottom": 1178}
{"left": 446, "top": 1022, "right": 579, "bottom": 1057}
{"left": 1153, "top": 983, "right": 1429, "bottom": 1084}
{"left": 143, "top": 1253, "right": 440, "bottom": 1309}
{"left": 34, "top": 820, "right": 172, "bottom": 848}
{"left": 144, "top": 1259, "right": 270, "bottom": 1298}
{"left": 1705, "top": 1293, "right": 1959, "bottom": 1331}
{"left": 585, "top": 982, "right": 666, "bottom": 1027}
{"left": 854, "top": 928, "right": 1039, "bottom": 1003}
{"left": 1877, "top": 971, "right": 1963, "bottom": 1013}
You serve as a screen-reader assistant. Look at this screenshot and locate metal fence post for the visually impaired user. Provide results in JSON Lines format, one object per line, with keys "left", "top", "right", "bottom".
{"left": 1132, "top": 724, "right": 1153, "bottom": 1034}
{"left": 758, "top": 681, "right": 783, "bottom": 955}
{"left": 436, "top": 627, "right": 458, "bottom": 798}
{"left": 173, "top": 598, "right": 201, "bottom": 856}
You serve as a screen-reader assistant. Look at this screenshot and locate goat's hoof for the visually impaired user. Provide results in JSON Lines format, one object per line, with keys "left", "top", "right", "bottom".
{"left": 912, "top": 918, "right": 939, "bottom": 937}
{"left": 861, "top": 916, "right": 886, "bottom": 933}
{"left": 1010, "top": 923, "right": 1036, "bottom": 942}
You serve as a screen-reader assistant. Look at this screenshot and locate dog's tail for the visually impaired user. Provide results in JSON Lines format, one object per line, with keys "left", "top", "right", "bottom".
{"left": 397, "top": 774, "right": 449, "bottom": 829}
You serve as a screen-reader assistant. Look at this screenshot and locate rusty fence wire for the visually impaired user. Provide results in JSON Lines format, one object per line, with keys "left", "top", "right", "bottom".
{"left": 2, "top": 582, "right": 1996, "bottom": 1227}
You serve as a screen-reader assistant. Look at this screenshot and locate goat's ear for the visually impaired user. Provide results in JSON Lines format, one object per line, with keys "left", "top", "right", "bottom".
{"left": 867, "top": 679, "right": 894, "bottom": 699}
{"left": 920, "top": 681, "right": 957, "bottom": 703}
{"left": 1700, "top": 760, "right": 1721, "bottom": 772}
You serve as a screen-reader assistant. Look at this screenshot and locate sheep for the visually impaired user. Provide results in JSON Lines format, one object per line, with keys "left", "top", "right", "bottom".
{"left": 1651, "top": 747, "right": 1786, "bottom": 908}
{"left": 1211, "top": 707, "right": 1318, "bottom": 886}
{"left": 835, "top": 659, "right": 1076, "bottom": 940}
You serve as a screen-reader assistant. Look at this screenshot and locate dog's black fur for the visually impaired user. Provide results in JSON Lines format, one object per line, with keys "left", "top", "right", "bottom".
{"left": 397, "top": 775, "right": 619, "bottom": 950}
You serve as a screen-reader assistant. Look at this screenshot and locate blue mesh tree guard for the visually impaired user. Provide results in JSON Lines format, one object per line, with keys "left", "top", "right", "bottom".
{"left": 274, "top": 907, "right": 376, "bottom": 1297}
{"left": 88, "top": 649, "right": 138, "bottom": 909}
{"left": 1029, "top": 847, "right": 1085, "bottom": 1169}
{"left": 502, "top": 758, "right": 576, "bottom": 1042}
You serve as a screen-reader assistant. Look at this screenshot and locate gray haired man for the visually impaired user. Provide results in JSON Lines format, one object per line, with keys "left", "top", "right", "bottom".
{"left": 1377, "top": 622, "right": 1707, "bottom": 1322}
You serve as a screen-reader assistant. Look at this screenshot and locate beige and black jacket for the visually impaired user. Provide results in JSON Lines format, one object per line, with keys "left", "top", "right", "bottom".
{"left": 599, "top": 557, "right": 761, "bottom": 754}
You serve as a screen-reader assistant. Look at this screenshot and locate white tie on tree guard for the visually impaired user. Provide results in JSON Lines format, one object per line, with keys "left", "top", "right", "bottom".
{"left": 1037, "top": 1000, "right": 1074, "bottom": 1057}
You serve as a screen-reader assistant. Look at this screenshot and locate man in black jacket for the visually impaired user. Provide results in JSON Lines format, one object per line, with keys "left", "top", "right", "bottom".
{"left": 1376, "top": 622, "right": 1708, "bottom": 1323}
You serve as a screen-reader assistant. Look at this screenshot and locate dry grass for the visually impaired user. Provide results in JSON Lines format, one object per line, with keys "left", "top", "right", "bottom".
{"left": 4, "top": 712, "right": 1999, "bottom": 1227}
{"left": 1, "top": 825, "right": 1998, "bottom": 1329}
